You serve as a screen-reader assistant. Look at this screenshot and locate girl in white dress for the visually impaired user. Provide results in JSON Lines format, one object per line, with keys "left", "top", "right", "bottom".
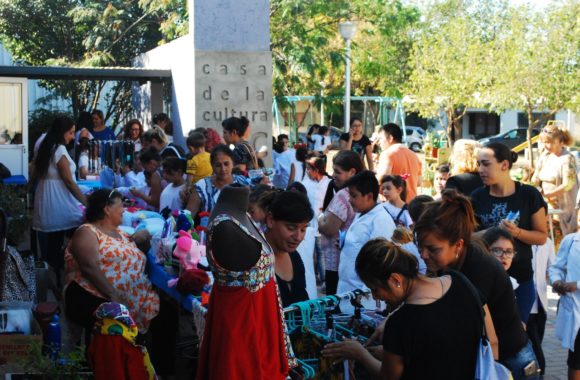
{"left": 33, "top": 116, "right": 86, "bottom": 279}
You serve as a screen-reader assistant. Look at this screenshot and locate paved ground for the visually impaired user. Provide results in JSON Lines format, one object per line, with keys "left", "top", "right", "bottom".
{"left": 542, "top": 286, "right": 568, "bottom": 380}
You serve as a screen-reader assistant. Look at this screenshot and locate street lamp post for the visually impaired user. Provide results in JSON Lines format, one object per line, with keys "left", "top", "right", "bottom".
{"left": 319, "top": 81, "right": 326, "bottom": 125}
{"left": 339, "top": 21, "right": 357, "bottom": 132}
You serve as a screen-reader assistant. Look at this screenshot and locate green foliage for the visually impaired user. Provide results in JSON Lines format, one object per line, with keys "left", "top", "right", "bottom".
{"left": 1, "top": 0, "right": 576, "bottom": 139}
{"left": 402, "top": 0, "right": 579, "bottom": 147}
{"left": 139, "top": 0, "right": 188, "bottom": 42}
{"left": 19, "top": 341, "right": 90, "bottom": 379}
{"left": 0, "top": 183, "right": 29, "bottom": 245}
{"left": 270, "top": 0, "right": 420, "bottom": 98}
{"left": 485, "top": 0, "right": 579, "bottom": 164}
{"left": 488, "top": 1, "right": 580, "bottom": 120}
{"left": 0, "top": 0, "right": 171, "bottom": 127}
{"left": 404, "top": 0, "right": 502, "bottom": 143}
{"left": 350, "top": 0, "right": 420, "bottom": 98}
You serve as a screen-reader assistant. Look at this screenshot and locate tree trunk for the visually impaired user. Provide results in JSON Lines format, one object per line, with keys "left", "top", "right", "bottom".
{"left": 70, "top": 87, "right": 80, "bottom": 120}
{"left": 454, "top": 116, "right": 463, "bottom": 143}
{"left": 446, "top": 109, "right": 456, "bottom": 147}
{"left": 296, "top": 103, "right": 312, "bottom": 127}
{"left": 362, "top": 100, "right": 368, "bottom": 134}
{"left": 446, "top": 106, "right": 468, "bottom": 148}
{"left": 92, "top": 81, "right": 105, "bottom": 113}
{"left": 368, "top": 102, "right": 378, "bottom": 128}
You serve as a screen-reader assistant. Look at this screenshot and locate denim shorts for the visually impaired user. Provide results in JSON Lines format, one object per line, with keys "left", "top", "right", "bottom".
{"left": 500, "top": 340, "right": 540, "bottom": 380}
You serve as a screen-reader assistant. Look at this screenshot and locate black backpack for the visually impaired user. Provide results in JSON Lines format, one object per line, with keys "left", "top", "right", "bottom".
{"left": 161, "top": 143, "right": 186, "bottom": 159}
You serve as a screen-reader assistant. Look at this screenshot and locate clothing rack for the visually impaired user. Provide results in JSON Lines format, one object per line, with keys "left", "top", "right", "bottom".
{"left": 283, "top": 288, "right": 372, "bottom": 315}
{"left": 192, "top": 297, "right": 207, "bottom": 345}
{"left": 284, "top": 289, "right": 378, "bottom": 380}
{"left": 86, "top": 140, "right": 135, "bottom": 174}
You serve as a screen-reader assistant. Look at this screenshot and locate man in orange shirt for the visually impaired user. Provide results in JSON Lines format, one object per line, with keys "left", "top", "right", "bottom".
{"left": 376, "top": 123, "right": 422, "bottom": 202}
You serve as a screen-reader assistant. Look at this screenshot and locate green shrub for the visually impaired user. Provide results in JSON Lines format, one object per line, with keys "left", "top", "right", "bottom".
{"left": 0, "top": 183, "right": 29, "bottom": 245}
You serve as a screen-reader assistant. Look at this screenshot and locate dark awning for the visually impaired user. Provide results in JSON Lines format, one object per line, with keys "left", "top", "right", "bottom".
{"left": 0, "top": 65, "right": 171, "bottom": 82}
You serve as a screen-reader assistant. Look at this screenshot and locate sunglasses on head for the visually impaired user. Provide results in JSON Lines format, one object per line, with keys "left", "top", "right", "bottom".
{"left": 542, "top": 128, "right": 554, "bottom": 134}
{"left": 107, "top": 190, "right": 120, "bottom": 204}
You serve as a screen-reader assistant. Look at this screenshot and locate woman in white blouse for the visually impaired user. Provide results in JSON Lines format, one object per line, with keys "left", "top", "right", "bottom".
{"left": 549, "top": 210, "right": 580, "bottom": 378}
{"left": 33, "top": 116, "right": 86, "bottom": 281}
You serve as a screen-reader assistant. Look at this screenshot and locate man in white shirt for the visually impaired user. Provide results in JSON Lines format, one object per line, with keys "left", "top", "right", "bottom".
{"left": 337, "top": 171, "right": 395, "bottom": 299}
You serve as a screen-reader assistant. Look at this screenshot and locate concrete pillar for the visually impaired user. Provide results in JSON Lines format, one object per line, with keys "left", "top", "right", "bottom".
{"left": 462, "top": 114, "right": 470, "bottom": 139}
{"left": 191, "top": 0, "right": 273, "bottom": 165}
{"left": 500, "top": 111, "right": 518, "bottom": 133}
{"left": 150, "top": 82, "right": 164, "bottom": 119}
{"left": 134, "top": 0, "right": 273, "bottom": 159}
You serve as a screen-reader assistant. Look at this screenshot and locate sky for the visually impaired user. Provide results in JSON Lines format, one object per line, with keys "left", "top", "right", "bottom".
{"left": 408, "top": 0, "right": 557, "bottom": 10}
{"left": 509, "top": 0, "right": 554, "bottom": 7}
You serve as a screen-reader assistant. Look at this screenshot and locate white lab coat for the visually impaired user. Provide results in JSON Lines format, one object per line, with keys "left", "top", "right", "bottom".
{"left": 303, "top": 175, "right": 332, "bottom": 234}
{"left": 337, "top": 204, "right": 395, "bottom": 295}
{"left": 549, "top": 233, "right": 580, "bottom": 350}
{"left": 296, "top": 225, "right": 318, "bottom": 300}
{"left": 532, "top": 238, "right": 556, "bottom": 314}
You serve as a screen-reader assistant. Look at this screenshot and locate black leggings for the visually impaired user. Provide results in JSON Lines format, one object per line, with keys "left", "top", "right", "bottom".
{"left": 65, "top": 281, "right": 108, "bottom": 332}
{"left": 147, "top": 295, "right": 179, "bottom": 376}
{"left": 325, "top": 270, "right": 339, "bottom": 295}
{"left": 42, "top": 228, "right": 76, "bottom": 271}
{"left": 527, "top": 306, "right": 547, "bottom": 373}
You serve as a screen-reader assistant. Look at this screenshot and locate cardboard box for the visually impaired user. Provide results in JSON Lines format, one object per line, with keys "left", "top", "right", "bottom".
{"left": 0, "top": 318, "right": 42, "bottom": 366}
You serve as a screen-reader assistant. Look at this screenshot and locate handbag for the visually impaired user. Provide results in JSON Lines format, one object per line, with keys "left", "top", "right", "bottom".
{"left": 240, "top": 141, "right": 259, "bottom": 170}
{"left": 455, "top": 271, "right": 513, "bottom": 380}
{"left": 476, "top": 335, "right": 513, "bottom": 380}
{"left": 0, "top": 208, "right": 36, "bottom": 302}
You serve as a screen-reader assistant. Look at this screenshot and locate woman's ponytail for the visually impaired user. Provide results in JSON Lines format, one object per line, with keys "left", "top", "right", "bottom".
{"left": 414, "top": 189, "right": 477, "bottom": 245}
{"left": 355, "top": 238, "right": 419, "bottom": 288}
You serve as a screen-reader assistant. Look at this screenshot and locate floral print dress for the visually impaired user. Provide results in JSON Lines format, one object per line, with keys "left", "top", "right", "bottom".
{"left": 64, "top": 224, "right": 160, "bottom": 332}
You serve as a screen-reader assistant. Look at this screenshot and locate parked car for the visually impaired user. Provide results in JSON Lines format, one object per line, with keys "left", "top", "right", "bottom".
{"left": 478, "top": 128, "right": 540, "bottom": 150}
{"left": 404, "top": 126, "right": 426, "bottom": 152}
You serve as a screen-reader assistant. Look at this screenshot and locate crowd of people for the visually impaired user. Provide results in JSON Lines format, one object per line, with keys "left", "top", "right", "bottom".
{"left": 27, "top": 110, "right": 580, "bottom": 379}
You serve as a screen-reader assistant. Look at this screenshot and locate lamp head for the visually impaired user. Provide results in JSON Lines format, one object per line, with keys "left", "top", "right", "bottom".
{"left": 339, "top": 21, "right": 357, "bottom": 40}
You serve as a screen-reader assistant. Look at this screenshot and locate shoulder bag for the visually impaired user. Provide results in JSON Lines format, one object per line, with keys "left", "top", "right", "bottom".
{"left": 454, "top": 271, "right": 513, "bottom": 380}
{"left": 240, "top": 141, "right": 259, "bottom": 170}
{"left": 0, "top": 208, "right": 36, "bottom": 302}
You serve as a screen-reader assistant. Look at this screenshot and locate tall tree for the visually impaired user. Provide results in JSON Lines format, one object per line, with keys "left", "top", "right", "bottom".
{"left": 0, "top": 0, "right": 169, "bottom": 129}
{"left": 403, "top": 0, "right": 504, "bottom": 145}
{"left": 350, "top": 0, "right": 420, "bottom": 98}
{"left": 270, "top": 0, "right": 348, "bottom": 97}
{"left": 138, "top": 0, "right": 188, "bottom": 43}
{"left": 270, "top": 0, "right": 420, "bottom": 128}
{"left": 487, "top": 1, "right": 580, "bottom": 165}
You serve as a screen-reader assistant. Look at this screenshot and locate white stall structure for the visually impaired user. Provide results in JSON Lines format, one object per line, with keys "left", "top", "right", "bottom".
{"left": 0, "top": 77, "right": 28, "bottom": 179}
